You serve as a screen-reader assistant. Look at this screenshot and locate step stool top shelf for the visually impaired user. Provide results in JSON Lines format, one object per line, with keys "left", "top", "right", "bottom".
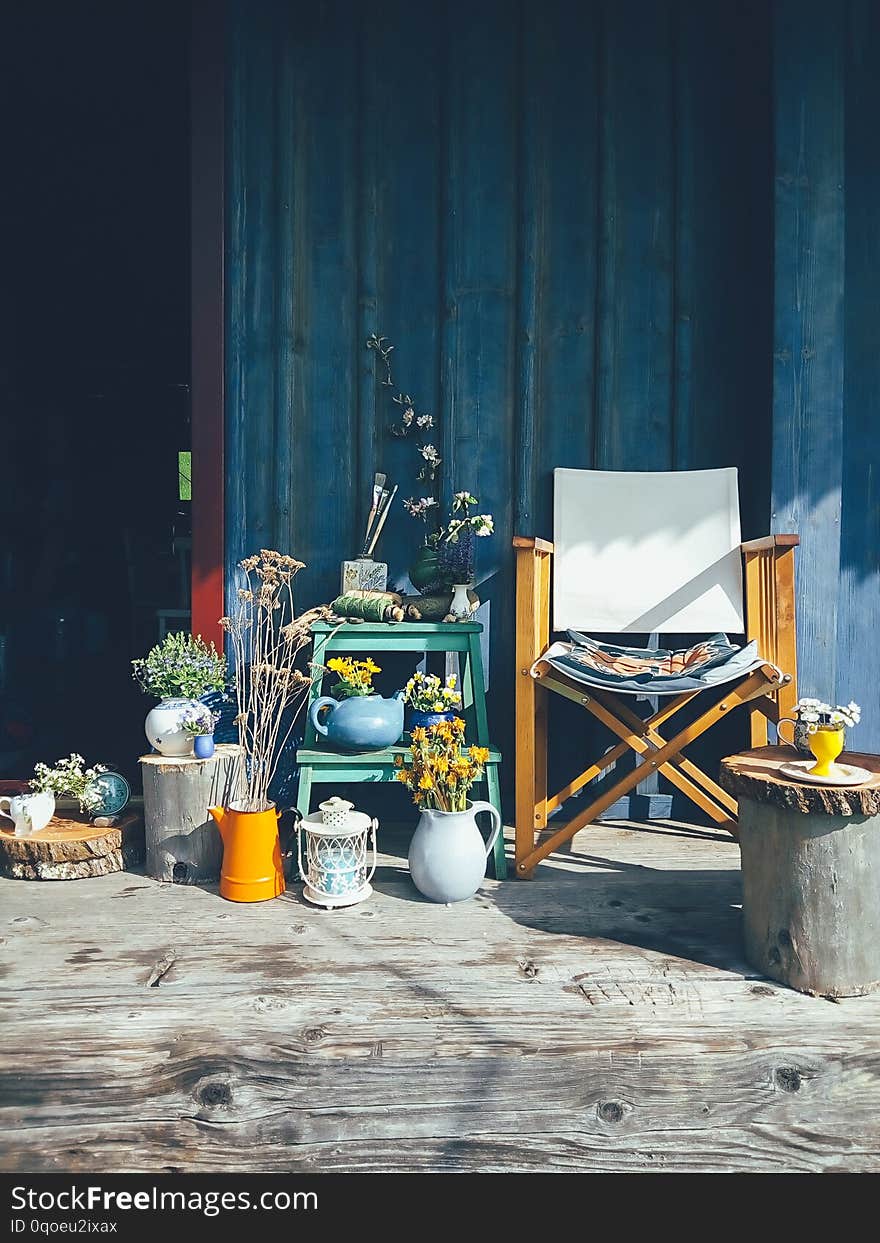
{"left": 312, "top": 619, "right": 482, "bottom": 635}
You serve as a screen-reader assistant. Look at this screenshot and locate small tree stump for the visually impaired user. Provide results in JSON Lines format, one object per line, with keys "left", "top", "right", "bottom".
{"left": 720, "top": 747, "right": 880, "bottom": 997}
{"left": 140, "top": 744, "right": 244, "bottom": 884}
{"left": 0, "top": 811, "right": 144, "bottom": 880}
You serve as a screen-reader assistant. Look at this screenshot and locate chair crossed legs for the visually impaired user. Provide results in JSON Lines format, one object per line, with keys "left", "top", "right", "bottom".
{"left": 513, "top": 534, "right": 798, "bottom": 878}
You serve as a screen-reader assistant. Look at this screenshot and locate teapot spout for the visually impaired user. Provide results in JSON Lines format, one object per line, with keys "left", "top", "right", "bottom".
{"left": 208, "top": 805, "right": 226, "bottom": 840}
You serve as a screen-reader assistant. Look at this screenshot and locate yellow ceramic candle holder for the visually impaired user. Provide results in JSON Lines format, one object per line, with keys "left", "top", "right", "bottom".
{"left": 808, "top": 726, "right": 845, "bottom": 778}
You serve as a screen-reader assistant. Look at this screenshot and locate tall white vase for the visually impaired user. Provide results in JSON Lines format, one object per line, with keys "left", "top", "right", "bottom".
{"left": 449, "top": 583, "right": 474, "bottom": 619}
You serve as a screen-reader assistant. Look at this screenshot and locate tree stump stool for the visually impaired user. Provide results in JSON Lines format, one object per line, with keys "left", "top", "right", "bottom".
{"left": 0, "top": 811, "right": 144, "bottom": 880}
{"left": 140, "top": 744, "right": 244, "bottom": 884}
{"left": 720, "top": 746, "right": 880, "bottom": 997}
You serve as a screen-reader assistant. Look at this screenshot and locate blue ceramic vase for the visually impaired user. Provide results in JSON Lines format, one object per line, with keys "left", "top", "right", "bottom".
{"left": 194, "top": 734, "right": 216, "bottom": 760}
{"left": 407, "top": 708, "right": 458, "bottom": 733}
{"left": 309, "top": 691, "right": 404, "bottom": 752}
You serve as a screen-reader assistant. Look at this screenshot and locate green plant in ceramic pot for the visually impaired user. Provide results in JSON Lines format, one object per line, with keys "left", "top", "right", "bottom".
{"left": 132, "top": 632, "right": 227, "bottom": 757}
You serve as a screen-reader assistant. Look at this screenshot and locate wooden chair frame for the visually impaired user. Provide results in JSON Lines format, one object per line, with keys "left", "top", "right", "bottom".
{"left": 513, "top": 533, "right": 799, "bottom": 877}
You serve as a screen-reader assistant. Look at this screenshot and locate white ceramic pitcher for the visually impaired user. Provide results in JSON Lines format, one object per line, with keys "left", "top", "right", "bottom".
{"left": 408, "top": 800, "right": 501, "bottom": 903}
{"left": 0, "top": 791, "right": 55, "bottom": 836}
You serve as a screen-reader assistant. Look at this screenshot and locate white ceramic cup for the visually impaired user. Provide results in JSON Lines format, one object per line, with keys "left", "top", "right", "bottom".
{"left": 0, "top": 791, "right": 56, "bottom": 836}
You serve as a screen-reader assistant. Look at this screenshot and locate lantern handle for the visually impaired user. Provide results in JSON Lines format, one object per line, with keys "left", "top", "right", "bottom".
{"left": 366, "top": 817, "right": 379, "bottom": 885}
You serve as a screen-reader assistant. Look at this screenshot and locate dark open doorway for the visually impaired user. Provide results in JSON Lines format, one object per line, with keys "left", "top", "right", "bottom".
{"left": 0, "top": 2, "right": 191, "bottom": 783}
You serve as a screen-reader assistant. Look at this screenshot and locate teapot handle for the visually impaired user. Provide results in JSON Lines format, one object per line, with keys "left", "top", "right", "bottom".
{"left": 469, "top": 800, "right": 502, "bottom": 860}
{"left": 309, "top": 696, "right": 339, "bottom": 738}
{"left": 777, "top": 718, "right": 797, "bottom": 748}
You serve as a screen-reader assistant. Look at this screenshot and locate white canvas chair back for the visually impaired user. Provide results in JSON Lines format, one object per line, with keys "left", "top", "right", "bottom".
{"left": 553, "top": 467, "right": 744, "bottom": 634}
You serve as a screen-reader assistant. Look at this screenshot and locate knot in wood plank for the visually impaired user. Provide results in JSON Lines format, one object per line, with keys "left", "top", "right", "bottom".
{"left": 198, "top": 1080, "right": 233, "bottom": 1108}
{"left": 774, "top": 1066, "right": 802, "bottom": 1094}
{"left": 598, "top": 1100, "right": 626, "bottom": 1124}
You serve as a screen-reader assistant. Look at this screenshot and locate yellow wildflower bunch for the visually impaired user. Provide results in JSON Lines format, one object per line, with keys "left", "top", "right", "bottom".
{"left": 403, "top": 670, "right": 462, "bottom": 714}
{"left": 396, "top": 717, "right": 487, "bottom": 812}
{"left": 326, "top": 656, "right": 381, "bottom": 699}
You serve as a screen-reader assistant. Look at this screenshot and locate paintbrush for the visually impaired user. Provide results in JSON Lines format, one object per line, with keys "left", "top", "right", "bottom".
{"left": 362, "top": 471, "right": 386, "bottom": 555}
{"left": 363, "top": 488, "right": 389, "bottom": 554}
{"left": 366, "top": 484, "right": 398, "bottom": 557}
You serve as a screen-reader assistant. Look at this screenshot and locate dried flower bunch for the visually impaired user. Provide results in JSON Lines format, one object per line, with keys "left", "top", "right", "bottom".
{"left": 220, "top": 549, "right": 333, "bottom": 812}
{"left": 132, "top": 632, "right": 226, "bottom": 701}
{"left": 30, "top": 753, "right": 108, "bottom": 814}
{"left": 179, "top": 703, "right": 221, "bottom": 737}
{"left": 793, "top": 698, "right": 861, "bottom": 731}
{"left": 395, "top": 718, "right": 489, "bottom": 812}
{"left": 403, "top": 672, "right": 461, "bottom": 714}
{"left": 326, "top": 656, "right": 381, "bottom": 699}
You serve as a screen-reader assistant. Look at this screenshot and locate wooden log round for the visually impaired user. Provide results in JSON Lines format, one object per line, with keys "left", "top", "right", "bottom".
{"left": 719, "top": 746, "right": 880, "bottom": 815}
{"left": 0, "top": 811, "right": 144, "bottom": 881}
{"left": 140, "top": 744, "right": 244, "bottom": 884}
{"left": 721, "top": 747, "right": 880, "bottom": 998}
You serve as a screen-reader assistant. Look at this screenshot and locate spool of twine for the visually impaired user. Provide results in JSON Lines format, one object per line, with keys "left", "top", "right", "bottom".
{"left": 332, "top": 593, "right": 404, "bottom": 622}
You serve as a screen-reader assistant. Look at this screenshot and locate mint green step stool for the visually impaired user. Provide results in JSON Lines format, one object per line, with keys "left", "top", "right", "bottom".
{"left": 296, "top": 620, "right": 506, "bottom": 880}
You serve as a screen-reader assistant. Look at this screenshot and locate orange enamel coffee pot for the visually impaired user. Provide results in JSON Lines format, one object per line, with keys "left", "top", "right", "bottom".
{"left": 209, "top": 803, "right": 285, "bottom": 902}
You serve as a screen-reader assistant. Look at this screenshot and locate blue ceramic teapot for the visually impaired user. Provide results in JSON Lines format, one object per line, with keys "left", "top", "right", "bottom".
{"left": 309, "top": 690, "right": 404, "bottom": 752}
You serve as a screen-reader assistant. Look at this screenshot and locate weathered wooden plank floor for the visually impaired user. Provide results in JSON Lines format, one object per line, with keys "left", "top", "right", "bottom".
{"left": 2, "top": 819, "right": 879, "bottom": 1173}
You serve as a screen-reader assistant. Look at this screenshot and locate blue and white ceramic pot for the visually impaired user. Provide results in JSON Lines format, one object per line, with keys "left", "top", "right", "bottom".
{"left": 408, "top": 801, "right": 502, "bottom": 903}
{"left": 144, "top": 698, "right": 199, "bottom": 757}
{"left": 407, "top": 708, "right": 457, "bottom": 733}
{"left": 194, "top": 733, "right": 216, "bottom": 760}
{"left": 309, "top": 691, "right": 404, "bottom": 752}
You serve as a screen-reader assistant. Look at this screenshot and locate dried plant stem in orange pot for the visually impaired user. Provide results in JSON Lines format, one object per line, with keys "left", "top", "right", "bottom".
{"left": 209, "top": 550, "right": 333, "bottom": 902}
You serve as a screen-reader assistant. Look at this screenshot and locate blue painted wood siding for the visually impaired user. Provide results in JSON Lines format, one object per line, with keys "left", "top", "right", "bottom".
{"left": 773, "top": 0, "right": 880, "bottom": 749}
{"left": 224, "top": 0, "right": 779, "bottom": 771}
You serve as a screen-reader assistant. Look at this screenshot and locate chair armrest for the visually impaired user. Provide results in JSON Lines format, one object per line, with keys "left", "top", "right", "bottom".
{"left": 513, "top": 535, "right": 555, "bottom": 554}
{"left": 741, "top": 533, "right": 799, "bottom": 553}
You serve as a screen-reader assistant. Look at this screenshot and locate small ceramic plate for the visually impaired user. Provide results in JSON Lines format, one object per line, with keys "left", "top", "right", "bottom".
{"left": 778, "top": 760, "right": 873, "bottom": 787}
{"left": 84, "top": 771, "right": 131, "bottom": 816}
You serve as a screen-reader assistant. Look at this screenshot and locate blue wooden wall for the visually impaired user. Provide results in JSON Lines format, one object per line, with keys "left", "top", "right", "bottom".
{"left": 226, "top": 1, "right": 880, "bottom": 768}
{"left": 773, "top": 0, "right": 880, "bottom": 750}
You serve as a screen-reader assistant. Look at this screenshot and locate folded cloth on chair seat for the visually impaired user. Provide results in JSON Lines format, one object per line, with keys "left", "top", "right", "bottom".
{"left": 533, "top": 633, "right": 766, "bottom": 696}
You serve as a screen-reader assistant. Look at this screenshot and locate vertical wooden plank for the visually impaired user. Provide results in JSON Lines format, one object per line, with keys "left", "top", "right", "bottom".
{"left": 272, "top": 0, "right": 295, "bottom": 563}
{"left": 363, "top": 0, "right": 442, "bottom": 589}
{"left": 596, "top": 0, "right": 674, "bottom": 470}
{"left": 518, "top": 0, "right": 600, "bottom": 540}
{"left": 225, "top": 0, "right": 278, "bottom": 584}
{"left": 840, "top": 0, "right": 880, "bottom": 751}
{"left": 285, "top": 0, "right": 359, "bottom": 610}
{"left": 355, "top": 6, "right": 379, "bottom": 568}
{"left": 442, "top": 0, "right": 519, "bottom": 763}
{"left": 673, "top": 0, "right": 773, "bottom": 508}
{"left": 224, "top": 0, "right": 246, "bottom": 596}
{"left": 191, "top": 0, "right": 226, "bottom": 647}
{"left": 772, "top": 0, "right": 846, "bottom": 703}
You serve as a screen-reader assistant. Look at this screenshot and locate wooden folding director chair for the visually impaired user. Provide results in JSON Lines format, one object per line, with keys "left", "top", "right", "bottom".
{"left": 513, "top": 468, "right": 798, "bottom": 877}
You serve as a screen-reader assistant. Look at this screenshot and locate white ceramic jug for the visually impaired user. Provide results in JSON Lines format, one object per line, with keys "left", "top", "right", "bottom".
{"left": 408, "top": 800, "right": 501, "bottom": 903}
{"left": 0, "top": 791, "right": 55, "bottom": 836}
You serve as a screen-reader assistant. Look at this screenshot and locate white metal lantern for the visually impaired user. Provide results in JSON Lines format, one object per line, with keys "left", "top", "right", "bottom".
{"left": 297, "top": 805, "right": 378, "bottom": 909}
